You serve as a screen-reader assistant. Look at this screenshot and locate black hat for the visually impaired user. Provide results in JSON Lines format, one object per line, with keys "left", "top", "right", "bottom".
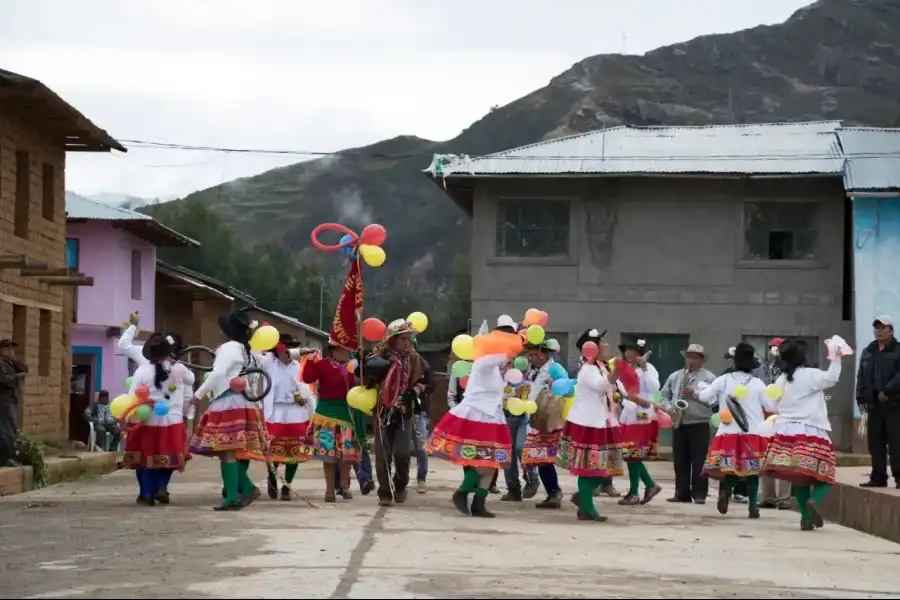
{"left": 0, "top": 339, "right": 16, "bottom": 349}
{"left": 576, "top": 329, "right": 604, "bottom": 350}
{"left": 142, "top": 333, "right": 174, "bottom": 361}
{"left": 278, "top": 332, "right": 301, "bottom": 348}
{"left": 218, "top": 309, "right": 252, "bottom": 344}
{"left": 618, "top": 338, "right": 648, "bottom": 356}
{"left": 731, "top": 342, "right": 757, "bottom": 373}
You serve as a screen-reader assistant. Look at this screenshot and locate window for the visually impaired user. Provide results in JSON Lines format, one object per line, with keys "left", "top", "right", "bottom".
{"left": 41, "top": 163, "right": 55, "bottom": 221}
{"left": 66, "top": 239, "right": 79, "bottom": 322}
{"left": 130, "top": 249, "right": 142, "bottom": 300}
{"left": 39, "top": 310, "right": 51, "bottom": 376}
{"left": 15, "top": 151, "right": 30, "bottom": 239}
{"left": 743, "top": 202, "right": 819, "bottom": 261}
{"left": 742, "top": 335, "right": 820, "bottom": 367}
{"left": 495, "top": 199, "right": 570, "bottom": 258}
{"left": 12, "top": 304, "right": 26, "bottom": 355}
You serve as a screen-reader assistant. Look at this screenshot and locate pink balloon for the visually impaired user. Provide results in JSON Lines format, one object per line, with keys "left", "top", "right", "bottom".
{"left": 360, "top": 224, "right": 386, "bottom": 246}
{"left": 581, "top": 341, "right": 599, "bottom": 359}
{"left": 656, "top": 410, "right": 673, "bottom": 429}
{"left": 537, "top": 311, "right": 549, "bottom": 327}
{"left": 504, "top": 368, "right": 523, "bottom": 385}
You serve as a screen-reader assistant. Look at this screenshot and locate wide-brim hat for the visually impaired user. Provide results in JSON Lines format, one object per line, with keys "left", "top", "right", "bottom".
{"left": 218, "top": 309, "right": 252, "bottom": 344}
{"left": 619, "top": 338, "right": 649, "bottom": 356}
{"left": 142, "top": 333, "right": 173, "bottom": 361}
{"left": 576, "top": 328, "right": 604, "bottom": 350}
{"left": 278, "top": 332, "right": 301, "bottom": 348}
{"left": 680, "top": 343, "right": 706, "bottom": 358}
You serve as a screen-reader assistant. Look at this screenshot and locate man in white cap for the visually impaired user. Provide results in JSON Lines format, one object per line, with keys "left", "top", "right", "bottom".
{"left": 856, "top": 315, "right": 900, "bottom": 489}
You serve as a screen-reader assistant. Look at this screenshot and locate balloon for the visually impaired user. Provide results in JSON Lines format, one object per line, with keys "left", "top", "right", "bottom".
{"left": 229, "top": 377, "right": 247, "bottom": 393}
{"left": 407, "top": 311, "right": 428, "bottom": 333}
{"left": 523, "top": 400, "right": 538, "bottom": 415}
{"left": 719, "top": 408, "right": 733, "bottom": 424}
{"left": 765, "top": 384, "right": 783, "bottom": 400}
{"left": 452, "top": 334, "right": 475, "bottom": 361}
{"left": 537, "top": 311, "right": 549, "bottom": 327}
{"left": 460, "top": 375, "right": 469, "bottom": 390}
{"left": 733, "top": 384, "right": 749, "bottom": 400}
{"left": 523, "top": 308, "right": 541, "bottom": 327}
{"left": 526, "top": 325, "right": 545, "bottom": 345}
{"left": 360, "top": 224, "right": 387, "bottom": 246}
{"left": 561, "top": 395, "right": 576, "bottom": 421}
{"left": 250, "top": 324, "right": 280, "bottom": 352}
{"left": 109, "top": 394, "right": 135, "bottom": 419}
{"left": 451, "top": 360, "right": 472, "bottom": 378}
{"left": 513, "top": 356, "right": 528, "bottom": 371}
{"left": 347, "top": 359, "right": 357, "bottom": 374}
{"left": 551, "top": 378, "right": 575, "bottom": 397}
{"left": 203, "top": 372, "right": 212, "bottom": 382}
{"left": 153, "top": 402, "right": 169, "bottom": 417}
{"left": 607, "top": 357, "right": 617, "bottom": 370}
{"left": 339, "top": 234, "right": 355, "bottom": 257}
{"left": 504, "top": 368, "right": 524, "bottom": 385}
{"left": 548, "top": 362, "right": 567, "bottom": 380}
{"left": 134, "top": 384, "right": 150, "bottom": 402}
{"left": 657, "top": 410, "right": 673, "bottom": 429}
{"left": 651, "top": 391, "right": 662, "bottom": 404}
{"left": 123, "top": 376, "right": 132, "bottom": 391}
{"left": 135, "top": 404, "right": 151, "bottom": 422}
{"left": 545, "top": 338, "right": 560, "bottom": 352}
{"left": 361, "top": 318, "right": 387, "bottom": 342}
{"left": 506, "top": 398, "right": 526, "bottom": 416}
{"left": 710, "top": 413, "right": 721, "bottom": 428}
{"left": 347, "top": 385, "right": 378, "bottom": 414}
{"left": 582, "top": 341, "right": 599, "bottom": 359}
{"left": 359, "top": 244, "right": 386, "bottom": 267}
{"left": 310, "top": 222, "right": 358, "bottom": 251}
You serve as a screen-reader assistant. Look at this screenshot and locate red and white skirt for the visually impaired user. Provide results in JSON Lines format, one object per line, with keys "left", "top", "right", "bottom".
{"left": 522, "top": 427, "right": 563, "bottom": 466}
{"left": 702, "top": 432, "right": 770, "bottom": 479}
{"left": 761, "top": 421, "right": 836, "bottom": 485}
{"left": 123, "top": 420, "right": 189, "bottom": 470}
{"left": 188, "top": 391, "right": 266, "bottom": 456}
{"left": 242, "top": 402, "right": 313, "bottom": 463}
{"left": 556, "top": 421, "right": 624, "bottom": 477}
{"left": 425, "top": 404, "right": 512, "bottom": 469}
{"left": 618, "top": 420, "right": 659, "bottom": 461}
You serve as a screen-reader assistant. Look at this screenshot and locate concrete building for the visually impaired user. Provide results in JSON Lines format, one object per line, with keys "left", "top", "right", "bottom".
{"left": 65, "top": 193, "right": 197, "bottom": 442}
{"left": 0, "top": 68, "right": 123, "bottom": 442}
{"left": 428, "top": 121, "right": 863, "bottom": 449}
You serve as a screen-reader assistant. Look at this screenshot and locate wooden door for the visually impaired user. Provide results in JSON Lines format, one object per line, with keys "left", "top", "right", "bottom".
{"left": 69, "top": 360, "right": 93, "bottom": 444}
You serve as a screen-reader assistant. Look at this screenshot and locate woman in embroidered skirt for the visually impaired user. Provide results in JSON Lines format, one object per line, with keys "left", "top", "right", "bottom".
{"left": 188, "top": 310, "right": 267, "bottom": 511}
{"left": 426, "top": 324, "right": 522, "bottom": 518}
{"left": 123, "top": 334, "right": 194, "bottom": 506}
{"left": 556, "top": 340, "right": 624, "bottom": 522}
{"left": 616, "top": 340, "right": 663, "bottom": 505}
{"left": 761, "top": 339, "right": 844, "bottom": 531}
{"left": 698, "top": 342, "right": 776, "bottom": 518}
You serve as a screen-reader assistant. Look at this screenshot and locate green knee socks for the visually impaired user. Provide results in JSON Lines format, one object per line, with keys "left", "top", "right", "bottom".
{"left": 284, "top": 463, "right": 299, "bottom": 484}
{"left": 238, "top": 460, "right": 255, "bottom": 494}
{"left": 459, "top": 467, "right": 481, "bottom": 494}
{"left": 722, "top": 475, "right": 739, "bottom": 493}
{"left": 794, "top": 485, "right": 812, "bottom": 520}
{"left": 627, "top": 462, "right": 655, "bottom": 495}
{"left": 221, "top": 461, "right": 240, "bottom": 505}
{"left": 811, "top": 482, "right": 832, "bottom": 505}
{"left": 577, "top": 476, "right": 602, "bottom": 516}
{"left": 474, "top": 488, "right": 489, "bottom": 499}
{"left": 747, "top": 476, "right": 759, "bottom": 511}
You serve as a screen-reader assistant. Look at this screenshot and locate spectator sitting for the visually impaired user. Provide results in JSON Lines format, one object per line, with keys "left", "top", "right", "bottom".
{"left": 84, "top": 390, "right": 121, "bottom": 451}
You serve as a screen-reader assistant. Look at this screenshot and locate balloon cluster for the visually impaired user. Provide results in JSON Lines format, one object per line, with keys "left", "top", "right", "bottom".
{"left": 110, "top": 384, "right": 160, "bottom": 424}
{"left": 361, "top": 311, "right": 429, "bottom": 343}
{"left": 311, "top": 222, "right": 387, "bottom": 268}
{"left": 521, "top": 308, "right": 549, "bottom": 346}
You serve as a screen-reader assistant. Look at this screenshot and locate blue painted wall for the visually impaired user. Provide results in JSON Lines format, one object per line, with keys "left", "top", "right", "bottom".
{"left": 852, "top": 196, "right": 900, "bottom": 418}
{"left": 71, "top": 345, "right": 103, "bottom": 393}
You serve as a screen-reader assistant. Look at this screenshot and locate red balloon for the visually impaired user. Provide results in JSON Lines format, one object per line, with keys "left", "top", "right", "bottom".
{"left": 229, "top": 377, "right": 247, "bottom": 393}
{"left": 361, "top": 318, "right": 387, "bottom": 342}
{"left": 657, "top": 410, "right": 673, "bottom": 429}
{"left": 359, "top": 224, "right": 387, "bottom": 246}
{"left": 537, "top": 311, "right": 549, "bottom": 327}
{"left": 134, "top": 384, "right": 150, "bottom": 401}
{"left": 310, "top": 222, "right": 358, "bottom": 251}
{"left": 581, "top": 341, "right": 599, "bottom": 359}
{"left": 460, "top": 375, "right": 469, "bottom": 390}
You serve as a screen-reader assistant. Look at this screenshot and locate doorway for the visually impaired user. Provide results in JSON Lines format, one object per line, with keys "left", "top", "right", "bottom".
{"left": 620, "top": 333, "right": 690, "bottom": 448}
{"left": 69, "top": 357, "right": 94, "bottom": 445}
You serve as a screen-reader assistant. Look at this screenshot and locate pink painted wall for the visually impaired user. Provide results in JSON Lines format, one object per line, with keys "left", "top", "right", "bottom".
{"left": 67, "top": 221, "right": 157, "bottom": 330}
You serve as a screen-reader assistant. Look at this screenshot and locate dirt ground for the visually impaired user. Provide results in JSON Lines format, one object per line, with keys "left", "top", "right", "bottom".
{"left": 1, "top": 459, "right": 898, "bottom": 599}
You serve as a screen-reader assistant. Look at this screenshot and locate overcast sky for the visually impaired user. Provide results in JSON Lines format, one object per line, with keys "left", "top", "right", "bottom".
{"left": 2, "top": 0, "right": 813, "bottom": 201}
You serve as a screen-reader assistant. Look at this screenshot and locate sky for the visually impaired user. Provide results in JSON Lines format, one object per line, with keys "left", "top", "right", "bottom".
{"left": 1, "top": 0, "right": 814, "bottom": 201}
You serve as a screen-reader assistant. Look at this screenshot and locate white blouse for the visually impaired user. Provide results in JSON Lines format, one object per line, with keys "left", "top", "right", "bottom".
{"left": 192, "top": 341, "right": 257, "bottom": 400}
{"left": 128, "top": 360, "right": 194, "bottom": 425}
{"left": 568, "top": 363, "right": 617, "bottom": 429}
{"left": 697, "top": 372, "right": 775, "bottom": 436}
{"left": 773, "top": 360, "right": 841, "bottom": 431}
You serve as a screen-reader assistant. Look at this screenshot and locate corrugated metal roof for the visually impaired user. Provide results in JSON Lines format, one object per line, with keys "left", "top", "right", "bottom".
{"left": 838, "top": 128, "right": 900, "bottom": 191}
{"left": 66, "top": 191, "right": 153, "bottom": 220}
{"left": 253, "top": 307, "right": 329, "bottom": 340}
{"left": 427, "top": 121, "right": 845, "bottom": 178}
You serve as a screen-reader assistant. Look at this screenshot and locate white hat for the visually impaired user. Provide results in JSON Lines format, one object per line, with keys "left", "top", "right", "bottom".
{"left": 874, "top": 315, "right": 894, "bottom": 327}
{"left": 496, "top": 315, "right": 517, "bottom": 329}
{"left": 680, "top": 343, "right": 705, "bottom": 358}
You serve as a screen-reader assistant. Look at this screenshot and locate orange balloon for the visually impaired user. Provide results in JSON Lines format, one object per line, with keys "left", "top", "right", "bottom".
{"left": 537, "top": 311, "right": 549, "bottom": 327}
{"left": 523, "top": 308, "right": 541, "bottom": 327}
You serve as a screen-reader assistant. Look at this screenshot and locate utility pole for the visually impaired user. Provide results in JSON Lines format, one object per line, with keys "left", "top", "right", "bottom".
{"left": 318, "top": 278, "right": 324, "bottom": 330}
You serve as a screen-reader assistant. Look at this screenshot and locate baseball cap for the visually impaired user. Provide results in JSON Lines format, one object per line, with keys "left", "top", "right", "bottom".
{"left": 873, "top": 315, "right": 894, "bottom": 328}
{"left": 0, "top": 339, "right": 16, "bottom": 348}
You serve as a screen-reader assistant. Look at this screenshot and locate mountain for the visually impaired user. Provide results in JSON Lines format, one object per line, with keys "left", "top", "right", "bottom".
{"left": 151, "top": 0, "right": 900, "bottom": 307}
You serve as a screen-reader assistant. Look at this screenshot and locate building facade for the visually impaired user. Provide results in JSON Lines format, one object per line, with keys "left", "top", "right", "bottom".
{"left": 0, "top": 68, "right": 122, "bottom": 441}
{"left": 430, "top": 122, "right": 863, "bottom": 449}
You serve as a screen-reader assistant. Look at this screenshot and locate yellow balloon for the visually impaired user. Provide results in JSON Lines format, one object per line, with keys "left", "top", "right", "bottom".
{"left": 765, "top": 384, "right": 783, "bottom": 400}
{"left": 607, "top": 357, "right": 617, "bottom": 370}
{"left": 407, "top": 311, "right": 428, "bottom": 333}
{"left": 733, "top": 384, "right": 749, "bottom": 400}
{"left": 526, "top": 325, "right": 545, "bottom": 345}
{"left": 766, "top": 414, "right": 777, "bottom": 423}
{"left": 250, "top": 324, "right": 280, "bottom": 351}
{"left": 347, "top": 385, "right": 377, "bottom": 414}
{"left": 359, "top": 244, "right": 386, "bottom": 267}
{"left": 523, "top": 400, "right": 538, "bottom": 415}
{"left": 561, "top": 395, "right": 576, "bottom": 421}
{"left": 110, "top": 393, "right": 137, "bottom": 419}
{"left": 506, "top": 398, "right": 526, "bottom": 416}
{"left": 451, "top": 334, "right": 475, "bottom": 361}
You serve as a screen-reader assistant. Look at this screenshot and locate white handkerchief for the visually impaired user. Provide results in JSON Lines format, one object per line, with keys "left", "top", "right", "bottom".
{"left": 824, "top": 334, "right": 854, "bottom": 361}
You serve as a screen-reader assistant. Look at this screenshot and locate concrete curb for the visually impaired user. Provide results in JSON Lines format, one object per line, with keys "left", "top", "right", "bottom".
{"left": 819, "top": 483, "right": 900, "bottom": 544}
{"left": 0, "top": 452, "right": 121, "bottom": 496}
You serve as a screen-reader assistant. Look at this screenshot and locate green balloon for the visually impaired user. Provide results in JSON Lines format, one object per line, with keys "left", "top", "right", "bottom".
{"left": 124, "top": 376, "right": 133, "bottom": 391}
{"left": 135, "top": 404, "right": 152, "bottom": 422}
{"left": 514, "top": 356, "right": 528, "bottom": 371}
{"left": 203, "top": 372, "right": 212, "bottom": 382}
{"left": 651, "top": 391, "right": 661, "bottom": 404}
{"left": 710, "top": 413, "right": 721, "bottom": 428}
{"left": 451, "top": 361, "right": 472, "bottom": 378}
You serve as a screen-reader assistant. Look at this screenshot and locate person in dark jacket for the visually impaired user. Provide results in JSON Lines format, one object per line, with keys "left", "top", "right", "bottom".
{"left": 856, "top": 316, "right": 900, "bottom": 488}
{"left": 0, "top": 340, "right": 27, "bottom": 467}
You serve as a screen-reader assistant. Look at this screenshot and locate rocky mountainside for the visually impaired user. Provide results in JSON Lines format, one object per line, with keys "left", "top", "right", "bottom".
{"left": 154, "top": 0, "right": 900, "bottom": 299}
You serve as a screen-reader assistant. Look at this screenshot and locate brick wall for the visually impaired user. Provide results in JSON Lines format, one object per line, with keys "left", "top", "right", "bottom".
{"left": 0, "top": 114, "right": 69, "bottom": 441}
